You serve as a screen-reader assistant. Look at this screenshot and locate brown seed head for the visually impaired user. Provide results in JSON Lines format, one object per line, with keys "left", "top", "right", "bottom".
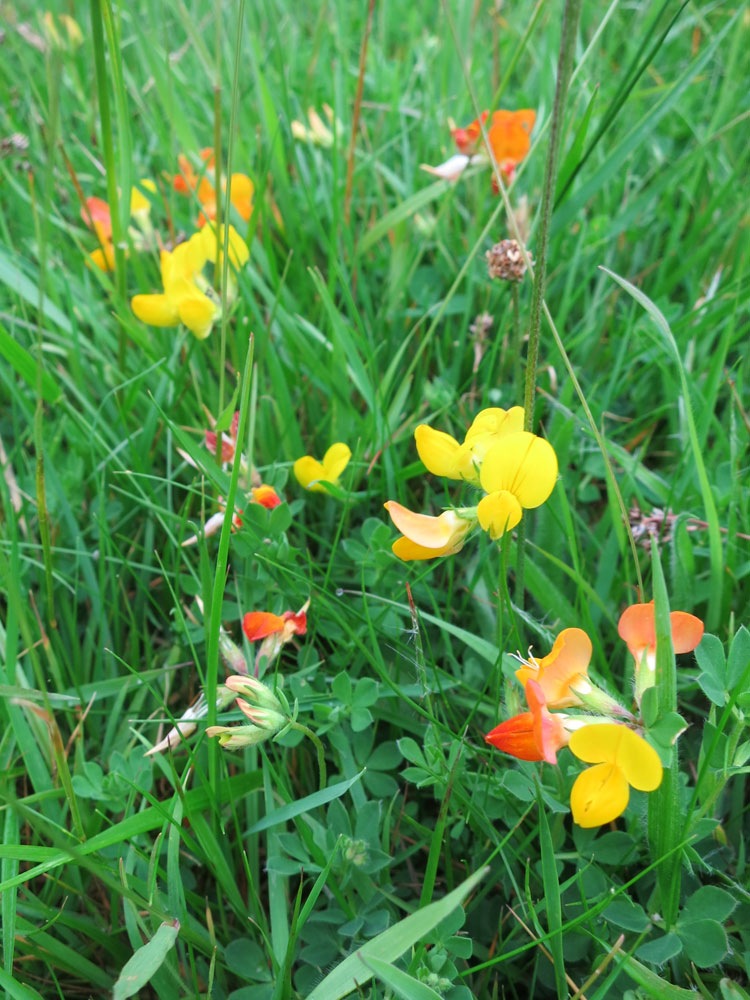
{"left": 486, "top": 239, "right": 531, "bottom": 282}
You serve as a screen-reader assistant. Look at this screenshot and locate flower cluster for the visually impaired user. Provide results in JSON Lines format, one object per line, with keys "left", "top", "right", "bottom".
{"left": 486, "top": 603, "right": 704, "bottom": 827}
{"left": 131, "top": 224, "right": 249, "bottom": 340}
{"left": 82, "top": 182, "right": 156, "bottom": 272}
{"left": 422, "top": 108, "right": 536, "bottom": 190}
{"left": 207, "top": 675, "right": 288, "bottom": 750}
{"left": 384, "top": 406, "right": 557, "bottom": 560}
{"left": 172, "top": 147, "right": 254, "bottom": 227}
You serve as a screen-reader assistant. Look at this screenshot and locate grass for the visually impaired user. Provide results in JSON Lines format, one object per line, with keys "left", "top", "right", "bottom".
{"left": 1, "top": 0, "right": 749, "bottom": 998}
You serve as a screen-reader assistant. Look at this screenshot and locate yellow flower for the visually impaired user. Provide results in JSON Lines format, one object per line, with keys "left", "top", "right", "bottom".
{"left": 383, "top": 501, "right": 475, "bottom": 561}
{"left": 476, "top": 431, "right": 557, "bottom": 539}
{"left": 294, "top": 443, "right": 351, "bottom": 492}
{"left": 569, "top": 724, "right": 662, "bottom": 828}
{"left": 415, "top": 406, "right": 524, "bottom": 486}
{"left": 130, "top": 179, "right": 157, "bottom": 220}
{"left": 131, "top": 226, "right": 248, "bottom": 339}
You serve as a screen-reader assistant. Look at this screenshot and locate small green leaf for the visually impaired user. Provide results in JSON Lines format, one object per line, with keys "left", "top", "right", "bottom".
{"left": 695, "top": 634, "right": 727, "bottom": 690}
{"left": 648, "top": 713, "right": 688, "bottom": 750}
{"left": 727, "top": 626, "right": 750, "bottom": 691}
{"left": 676, "top": 918, "right": 728, "bottom": 968}
{"left": 682, "top": 885, "right": 737, "bottom": 924}
{"left": 604, "top": 897, "right": 651, "bottom": 932}
{"left": 112, "top": 919, "right": 180, "bottom": 1000}
{"left": 398, "top": 738, "right": 427, "bottom": 767}
{"left": 636, "top": 932, "right": 682, "bottom": 965}
{"left": 641, "top": 686, "right": 659, "bottom": 728}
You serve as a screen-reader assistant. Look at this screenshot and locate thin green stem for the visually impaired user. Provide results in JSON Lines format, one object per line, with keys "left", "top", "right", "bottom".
{"left": 291, "top": 723, "right": 327, "bottom": 792}
{"left": 523, "top": 0, "right": 582, "bottom": 433}
{"left": 90, "top": 0, "right": 127, "bottom": 371}
{"left": 217, "top": 0, "right": 246, "bottom": 416}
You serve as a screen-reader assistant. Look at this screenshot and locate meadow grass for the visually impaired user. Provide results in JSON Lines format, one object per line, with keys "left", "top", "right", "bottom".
{"left": 1, "top": 1, "right": 749, "bottom": 998}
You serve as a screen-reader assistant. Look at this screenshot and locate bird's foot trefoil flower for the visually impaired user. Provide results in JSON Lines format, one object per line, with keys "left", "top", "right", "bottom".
{"left": 618, "top": 601, "right": 704, "bottom": 704}
{"left": 383, "top": 501, "right": 476, "bottom": 561}
{"left": 243, "top": 601, "right": 309, "bottom": 674}
{"left": 568, "top": 723, "right": 663, "bottom": 828}
{"left": 294, "top": 443, "right": 351, "bottom": 493}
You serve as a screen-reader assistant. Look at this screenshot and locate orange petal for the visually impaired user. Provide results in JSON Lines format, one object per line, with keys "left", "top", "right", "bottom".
{"left": 484, "top": 711, "right": 543, "bottom": 761}
{"left": 82, "top": 196, "right": 112, "bottom": 237}
{"left": 252, "top": 485, "right": 282, "bottom": 509}
{"left": 243, "top": 612, "right": 285, "bottom": 642}
{"left": 526, "top": 679, "right": 569, "bottom": 764}
{"left": 670, "top": 611, "right": 704, "bottom": 654}
{"left": 517, "top": 628, "right": 592, "bottom": 709}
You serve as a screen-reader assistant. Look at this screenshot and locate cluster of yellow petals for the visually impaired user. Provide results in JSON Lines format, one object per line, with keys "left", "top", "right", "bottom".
{"left": 569, "top": 724, "right": 663, "bottom": 828}
{"left": 294, "top": 443, "right": 351, "bottom": 493}
{"left": 386, "top": 406, "right": 557, "bottom": 560}
{"left": 131, "top": 224, "right": 248, "bottom": 339}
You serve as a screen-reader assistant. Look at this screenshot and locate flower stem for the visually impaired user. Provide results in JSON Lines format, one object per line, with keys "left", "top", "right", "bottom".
{"left": 523, "top": 0, "right": 582, "bottom": 432}
{"left": 291, "top": 722, "right": 327, "bottom": 792}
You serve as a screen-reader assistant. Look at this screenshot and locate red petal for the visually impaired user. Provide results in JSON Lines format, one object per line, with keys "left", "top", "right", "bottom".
{"left": 485, "top": 712, "right": 544, "bottom": 761}
{"left": 243, "top": 612, "right": 285, "bottom": 641}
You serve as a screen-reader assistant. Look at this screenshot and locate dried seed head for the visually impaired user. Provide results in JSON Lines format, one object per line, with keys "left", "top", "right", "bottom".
{"left": 486, "top": 239, "right": 531, "bottom": 282}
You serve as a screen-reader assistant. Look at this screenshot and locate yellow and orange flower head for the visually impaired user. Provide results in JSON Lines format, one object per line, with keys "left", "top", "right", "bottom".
{"left": 485, "top": 680, "right": 570, "bottom": 764}
{"left": 173, "top": 148, "right": 254, "bottom": 226}
{"left": 476, "top": 430, "right": 558, "bottom": 540}
{"left": 487, "top": 109, "right": 536, "bottom": 186}
{"left": 568, "top": 724, "right": 663, "bottom": 828}
{"left": 415, "top": 406, "right": 524, "bottom": 486}
{"left": 515, "top": 628, "right": 593, "bottom": 709}
{"left": 383, "top": 501, "right": 475, "bottom": 561}
{"left": 450, "top": 111, "right": 489, "bottom": 156}
{"left": 251, "top": 484, "right": 282, "bottom": 509}
{"left": 294, "top": 443, "right": 351, "bottom": 493}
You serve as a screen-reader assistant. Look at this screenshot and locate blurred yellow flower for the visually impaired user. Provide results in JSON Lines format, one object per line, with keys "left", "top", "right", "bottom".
{"left": 131, "top": 225, "right": 248, "bottom": 338}
{"left": 294, "top": 443, "right": 351, "bottom": 493}
{"left": 569, "top": 724, "right": 662, "bottom": 828}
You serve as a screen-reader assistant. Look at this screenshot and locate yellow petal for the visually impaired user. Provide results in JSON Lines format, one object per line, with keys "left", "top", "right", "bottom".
{"left": 384, "top": 501, "right": 469, "bottom": 549}
{"left": 88, "top": 245, "right": 115, "bottom": 272}
{"left": 200, "top": 224, "right": 249, "bottom": 270}
{"left": 570, "top": 762, "right": 629, "bottom": 827}
{"left": 479, "top": 431, "right": 558, "bottom": 508}
{"left": 132, "top": 293, "right": 179, "bottom": 327}
{"left": 130, "top": 183, "right": 153, "bottom": 216}
{"left": 228, "top": 173, "right": 254, "bottom": 221}
{"left": 476, "top": 490, "right": 523, "bottom": 540}
{"left": 464, "top": 406, "right": 524, "bottom": 445}
{"left": 568, "top": 723, "right": 662, "bottom": 792}
{"left": 321, "top": 442, "right": 351, "bottom": 483}
{"left": 294, "top": 456, "right": 327, "bottom": 492}
{"left": 392, "top": 535, "right": 464, "bottom": 561}
{"left": 414, "top": 425, "right": 463, "bottom": 479}
{"left": 177, "top": 289, "right": 217, "bottom": 339}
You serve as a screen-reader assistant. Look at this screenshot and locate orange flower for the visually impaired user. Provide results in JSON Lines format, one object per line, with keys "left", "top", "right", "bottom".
{"left": 618, "top": 601, "right": 704, "bottom": 667}
{"left": 487, "top": 109, "right": 536, "bottom": 186}
{"left": 450, "top": 111, "right": 489, "bottom": 155}
{"left": 82, "top": 196, "right": 113, "bottom": 239}
{"left": 243, "top": 602, "right": 309, "bottom": 674}
{"left": 243, "top": 607, "right": 308, "bottom": 643}
{"left": 251, "top": 484, "right": 282, "bottom": 509}
{"left": 173, "top": 148, "right": 254, "bottom": 225}
{"left": 515, "top": 628, "right": 593, "bottom": 709}
{"left": 485, "top": 680, "right": 570, "bottom": 764}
